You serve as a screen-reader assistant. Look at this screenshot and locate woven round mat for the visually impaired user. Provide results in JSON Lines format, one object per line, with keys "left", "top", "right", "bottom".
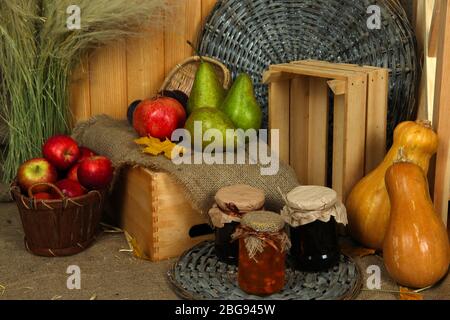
{"left": 198, "top": 0, "right": 418, "bottom": 143}
{"left": 167, "top": 241, "right": 362, "bottom": 300}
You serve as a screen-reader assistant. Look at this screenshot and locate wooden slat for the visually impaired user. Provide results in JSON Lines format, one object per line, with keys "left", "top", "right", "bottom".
{"left": 70, "top": 57, "right": 91, "bottom": 125}
{"left": 413, "top": 0, "right": 427, "bottom": 59}
{"left": 333, "top": 94, "right": 346, "bottom": 201}
{"left": 289, "top": 77, "right": 309, "bottom": 184}
{"left": 186, "top": 0, "right": 203, "bottom": 51}
{"left": 120, "top": 167, "right": 155, "bottom": 260}
{"left": 268, "top": 80, "right": 290, "bottom": 165}
{"left": 307, "top": 78, "right": 329, "bottom": 186}
{"left": 263, "top": 70, "right": 300, "bottom": 84}
{"left": 429, "top": 0, "right": 443, "bottom": 58}
{"left": 417, "top": 0, "right": 437, "bottom": 120}
{"left": 433, "top": 0, "right": 450, "bottom": 225}
{"left": 126, "top": 25, "right": 165, "bottom": 104}
{"left": 164, "top": 0, "right": 201, "bottom": 76}
{"left": 271, "top": 64, "right": 351, "bottom": 80}
{"left": 412, "top": 0, "right": 424, "bottom": 119}
{"left": 342, "top": 75, "right": 368, "bottom": 201}
{"left": 89, "top": 42, "right": 128, "bottom": 119}
{"left": 164, "top": 0, "right": 187, "bottom": 76}
{"left": 327, "top": 80, "right": 346, "bottom": 96}
{"left": 365, "top": 70, "right": 389, "bottom": 173}
{"left": 295, "top": 60, "right": 384, "bottom": 72}
{"left": 201, "top": 0, "right": 217, "bottom": 28}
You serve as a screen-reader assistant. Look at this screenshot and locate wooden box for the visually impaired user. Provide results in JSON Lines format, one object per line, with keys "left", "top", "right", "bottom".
{"left": 109, "top": 167, "right": 214, "bottom": 262}
{"left": 263, "top": 60, "right": 389, "bottom": 201}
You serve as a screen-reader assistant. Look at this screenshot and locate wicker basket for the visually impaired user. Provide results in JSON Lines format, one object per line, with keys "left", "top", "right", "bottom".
{"left": 159, "top": 56, "right": 232, "bottom": 96}
{"left": 11, "top": 182, "right": 106, "bottom": 257}
{"left": 198, "top": 0, "right": 418, "bottom": 143}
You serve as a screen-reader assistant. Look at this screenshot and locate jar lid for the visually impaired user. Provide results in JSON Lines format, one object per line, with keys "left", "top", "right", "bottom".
{"left": 241, "top": 211, "right": 285, "bottom": 233}
{"left": 215, "top": 185, "right": 265, "bottom": 213}
{"left": 285, "top": 186, "right": 337, "bottom": 211}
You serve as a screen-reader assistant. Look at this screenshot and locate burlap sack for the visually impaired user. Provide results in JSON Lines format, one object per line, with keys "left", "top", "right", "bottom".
{"left": 72, "top": 115, "right": 300, "bottom": 214}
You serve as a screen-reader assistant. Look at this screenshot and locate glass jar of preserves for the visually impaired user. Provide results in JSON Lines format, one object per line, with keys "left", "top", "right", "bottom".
{"left": 281, "top": 186, "right": 348, "bottom": 272}
{"left": 208, "top": 185, "right": 265, "bottom": 265}
{"left": 233, "top": 211, "right": 291, "bottom": 296}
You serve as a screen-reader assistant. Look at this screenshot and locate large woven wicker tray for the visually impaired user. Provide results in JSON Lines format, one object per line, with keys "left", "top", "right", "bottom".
{"left": 198, "top": 0, "right": 418, "bottom": 143}
{"left": 167, "top": 241, "right": 362, "bottom": 300}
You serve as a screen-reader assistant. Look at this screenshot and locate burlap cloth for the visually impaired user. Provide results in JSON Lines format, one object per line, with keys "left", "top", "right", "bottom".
{"left": 72, "top": 115, "right": 300, "bottom": 214}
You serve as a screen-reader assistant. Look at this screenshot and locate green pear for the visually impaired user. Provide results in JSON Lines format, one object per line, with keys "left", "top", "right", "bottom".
{"left": 187, "top": 62, "right": 226, "bottom": 115}
{"left": 185, "top": 107, "right": 236, "bottom": 150}
{"left": 221, "top": 73, "right": 262, "bottom": 131}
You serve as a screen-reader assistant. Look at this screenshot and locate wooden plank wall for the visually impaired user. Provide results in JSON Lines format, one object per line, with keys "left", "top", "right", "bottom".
{"left": 70, "top": 0, "right": 418, "bottom": 125}
{"left": 70, "top": 0, "right": 217, "bottom": 124}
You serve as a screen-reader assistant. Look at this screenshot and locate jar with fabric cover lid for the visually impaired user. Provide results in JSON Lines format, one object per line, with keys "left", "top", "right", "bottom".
{"left": 232, "top": 211, "right": 291, "bottom": 296}
{"left": 281, "top": 186, "right": 348, "bottom": 272}
{"left": 208, "top": 185, "right": 265, "bottom": 265}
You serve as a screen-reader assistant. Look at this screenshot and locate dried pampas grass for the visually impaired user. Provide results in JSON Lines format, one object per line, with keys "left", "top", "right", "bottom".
{"left": 0, "top": 0, "right": 169, "bottom": 182}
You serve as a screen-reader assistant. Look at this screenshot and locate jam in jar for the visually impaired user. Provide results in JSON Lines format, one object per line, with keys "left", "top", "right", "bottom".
{"left": 233, "top": 211, "right": 290, "bottom": 296}
{"left": 290, "top": 217, "right": 340, "bottom": 272}
{"left": 215, "top": 221, "right": 240, "bottom": 264}
{"left": 209, "top": 185, "right": 265, "bottom": 265}
{"left": 281, "top": 186, "right": 348, "bottom": 272}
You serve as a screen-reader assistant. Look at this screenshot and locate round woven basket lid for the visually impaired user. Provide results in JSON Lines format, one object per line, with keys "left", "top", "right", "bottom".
{"left": 286, "top": 186, "right": 338, "bottom": 212}
{"left": 241, "top": 211, "right": 285, "bottom": 233}
{"left": 215, "top": 185, "right": 265, "bottom": 213}
{"left": 199, "top": 0, "right": 418, "bottom": 143}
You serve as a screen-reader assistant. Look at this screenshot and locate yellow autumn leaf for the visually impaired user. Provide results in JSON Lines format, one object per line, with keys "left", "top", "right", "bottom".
{"left": 400, "top": 287, "right": 424, "bottom": 300}
{"left": 143, "top": 146, "right": 162, "bottom": 156}
{"left": 134, "top": 137, "right": 154, "bottom": 145}
{"left": 159, "top": 139, "right": 174, "bottom": 149}
{"left": 135, "top": 135, "right": 184, "bottom": 160}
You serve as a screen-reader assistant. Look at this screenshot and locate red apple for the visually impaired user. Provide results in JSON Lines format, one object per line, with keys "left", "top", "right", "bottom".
{"left": 78, "top": 156, "right": 113, "bottom": 190}
{"left": 133, "top": 97, "right": 185, "bottom": 139}
{"left": 43, "top": 135, "right": 80, "bottom": 170}
{"left": 55, "top": 179, "right": 86, "bottom": 198}
{"left": 79, "top": 147, "right": 96, "bottom": 162}
{"left": 17, "top": 158, "right": 58, "bottom": 193}
{"left": 33, "top": 192, "right": 53, "bottom": 200}
{"left": 67, "top": 163, "right": 80, "bottom": 182}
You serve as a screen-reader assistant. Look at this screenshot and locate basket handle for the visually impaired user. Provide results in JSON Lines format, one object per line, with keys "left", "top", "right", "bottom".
{"left": 28, "top": 183, "right": 65, "bottom": 199}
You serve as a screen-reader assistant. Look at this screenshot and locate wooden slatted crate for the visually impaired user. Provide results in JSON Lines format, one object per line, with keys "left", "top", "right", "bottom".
{"left": 263, "top": 60, "right": 389, "bottom": 201}
{"left": 108, "top": 167, "right": 214, "bottom": 262}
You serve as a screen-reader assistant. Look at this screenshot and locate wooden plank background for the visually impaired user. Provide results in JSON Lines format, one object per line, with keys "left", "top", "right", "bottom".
{"left": 70, "top": 0, "right": 420, "bottom": 125}
{"left": 70, "top": 0, "right": 217, "bottom": 124}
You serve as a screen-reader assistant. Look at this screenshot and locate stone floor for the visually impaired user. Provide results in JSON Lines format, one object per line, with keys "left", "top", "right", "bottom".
{"left": 1, "top": 203, "right": 449, "bottom": 300}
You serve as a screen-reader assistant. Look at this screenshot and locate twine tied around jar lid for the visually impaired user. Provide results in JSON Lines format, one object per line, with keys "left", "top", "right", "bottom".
{"left": 208, "top": 185, "right": 265, "bottom": 228}
{"left": 232, "top": 211, "right": 291, "bottom": 262}
{"left": 278, "top": 186, "right": 348, "bottom": 228}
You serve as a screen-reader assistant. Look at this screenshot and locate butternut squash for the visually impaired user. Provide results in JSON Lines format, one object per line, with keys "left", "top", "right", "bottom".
{"left": 346, "top": 121, "right": 438, "bottom": 250}
{"left": 384, "top": 161, "right": 449, "bottom": 289}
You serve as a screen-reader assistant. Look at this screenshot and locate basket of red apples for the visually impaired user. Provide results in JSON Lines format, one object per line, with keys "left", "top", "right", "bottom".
{"left": 10, "top": 135, "right": 114, "bottom": 257}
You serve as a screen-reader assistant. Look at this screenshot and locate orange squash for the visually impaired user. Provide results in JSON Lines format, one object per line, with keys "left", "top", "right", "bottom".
{"left": 384, "top": 161, "right": 449, "bottom": 289}
{"left": 346, "top": 121, "right": 438, "bottom": 250}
